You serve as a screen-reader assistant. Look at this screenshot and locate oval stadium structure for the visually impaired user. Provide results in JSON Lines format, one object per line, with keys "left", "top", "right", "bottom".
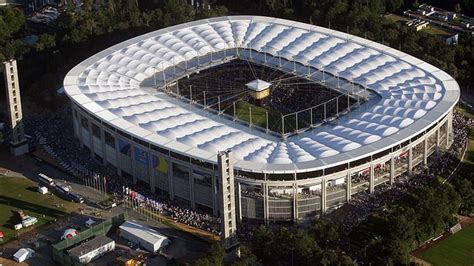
{"left": 64, "top": 16, "right": 459, "bottom": 222}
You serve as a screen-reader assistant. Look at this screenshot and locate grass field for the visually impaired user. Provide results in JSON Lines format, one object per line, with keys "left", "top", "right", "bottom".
{"left": 385, "top": 13, "right": 410, "bottom": 23}
{"left": 421, "top": 26, "right": 453, "bottom": 37}
{"left": 0, "top": 176, "right": 78, "bottom": 244}
{"left": 420, "top": 224, "right": 474, "bottom": 266}
{"left": 225, "top": 100, "right": 308, "bottom": 134}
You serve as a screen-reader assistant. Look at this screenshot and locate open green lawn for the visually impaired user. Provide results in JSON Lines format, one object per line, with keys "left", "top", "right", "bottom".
{"left": 385, "top": 13, "right": 410, "bottom": 23}
{"left": 421, "top": 26, "right": 453, "bottom": 37}
{"left": 225, "top": 100, "right": 309, "bottom": 134}
{"left": 420, "top": 224, "right": 474, "bottom": 266}
{"left": 0, "top": 176, "right": 78, "bottom": 244}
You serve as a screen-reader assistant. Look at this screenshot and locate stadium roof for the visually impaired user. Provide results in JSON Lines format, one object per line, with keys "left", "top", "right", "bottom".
{"left": 64, "top": 16, "right": 459, "bottom": 174}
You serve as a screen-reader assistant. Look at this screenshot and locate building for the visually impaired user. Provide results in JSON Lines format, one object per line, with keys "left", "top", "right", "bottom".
{"left": 68, "top": 236, "right": 115, "bottom": 264}
{"left": 0, "top": 0, "right": 56, "bottom": 12}
{"left": 446, "top": 34, "right": 459, "bottom": 45}
{"left": 119, "top": 221, "right": 170, "bottom": 253}
{"left": 406, "top": 19, "right": 429, "bottom": 31}
{"left": 404, "top": 4, "right": 474, "bottom": 35}
{"left": 13, "top": 248, "right": 34, "bottom": 263}
{"left": 3, "top": 60, "right": 29, "bottom": 156}
{"left": 64, "top": 16, "right": 459, "bottom": 223}
{"left": 218, "top": 151, "right": 238, "bottom": 249}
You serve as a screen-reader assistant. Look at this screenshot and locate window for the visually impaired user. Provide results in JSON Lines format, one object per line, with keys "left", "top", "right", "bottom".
{"left": 170, "top": 151, "right": 190, "bottom": 162}
{"left": 172, "top": 163, "right": 189, "bottom": 180}
{"left": 151, "top": 144, "right": 169, "bottom": 155}
{"left": 104, "top": 131, "right": 115, "bottom": 147}
{"left": 117, "top": 130, "right": 131, "bottom": 139}
{"left": 81, "top": 116, "right": 89, "bottom": 129}
{"left": 193, "top": 170, "right": 212, "bottom": 187}
{"left": 92, "top": 123, "right": 101, "bottom": 138}
{"left": 133, "top": 137, "right": 149, "bottom": 148}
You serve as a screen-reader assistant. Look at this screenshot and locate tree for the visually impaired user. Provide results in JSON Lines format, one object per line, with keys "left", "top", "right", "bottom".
{"left": 311, "top": 220, "right": 339, "bottom": 248}
{"left": 385, "top": 0, "right": 403, "bottom": 13}
{"left": 454, "top": 3, "right": 462, "bottom": 14}
{"left": 232, "top": 245, "right": 258, "bottom": 266}
{"left": 454, "top": 178, "right": 474, "bottom": 215}
{"left": 208, "top": 242, "right": 226, "bottom": 266}
{"left": 35, "top": 34, "right": 56, "bottom": 51}
{"left": 251, "top": 225, "right": 275, "bottom": 264}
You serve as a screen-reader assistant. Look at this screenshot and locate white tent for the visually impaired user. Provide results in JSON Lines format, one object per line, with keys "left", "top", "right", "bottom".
{"left": 13, "top": 248, "right": 34, "bottom": 263}
{"left": 85, "top": 218, "right": 96, "bottom": 228}
{"left": 119, "top": 220, "right": 170, "bottom": 253}
{"left": 38, "top": 186, "right": 48, "bottom": 194}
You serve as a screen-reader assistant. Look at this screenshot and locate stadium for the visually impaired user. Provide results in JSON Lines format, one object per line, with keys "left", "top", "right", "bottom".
{"left": 64, "top": 16, "right": 459, "bottom": 222}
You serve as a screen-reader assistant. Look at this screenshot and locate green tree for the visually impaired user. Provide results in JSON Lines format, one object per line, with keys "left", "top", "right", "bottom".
{"left": 232, "top": 245, "right": 258, "bottom": 266}
{"left": 311, "top": 220, "right": 339, "bottom": 248}
{"left": 385, "top": 0, "right": 403, "bottom": 12}
{"left": 251, "top": 225, "right": 275, "bottom": 264}
{"left": 35, "top": 34, "right": 56, "bottom": 51}
{"left": 208, "top": 242, "right": 225, "bottom": 266}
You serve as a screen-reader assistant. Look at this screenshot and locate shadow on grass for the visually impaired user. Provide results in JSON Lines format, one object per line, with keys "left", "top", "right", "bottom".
{"left": 25, "top": 186, "right": 39, "bottom": 193}
{"left": 466, "top": 149, "right": 474, "bottom": 163}
{"left": 0, "top": 195, "right": 68, "bottom": 227}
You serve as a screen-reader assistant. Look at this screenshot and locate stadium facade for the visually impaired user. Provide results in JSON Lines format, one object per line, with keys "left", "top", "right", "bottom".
{"left": 64, "top": 16, "right": 459, "bottom": 222}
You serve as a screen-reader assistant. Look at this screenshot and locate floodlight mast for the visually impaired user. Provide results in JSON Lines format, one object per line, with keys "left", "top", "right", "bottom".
{"left": 266, "top": 111, "right": 269, "bottom": 133}
{"left": 293, "top": 55, "right": 296, "bottom": 72}
{"left": 249, "top": 107, "right": 252, "bottom": 127}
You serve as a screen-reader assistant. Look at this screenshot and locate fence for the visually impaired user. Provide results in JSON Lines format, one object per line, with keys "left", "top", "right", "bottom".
{"left": 51, "top": 213, "right": 127, "bottom": 265}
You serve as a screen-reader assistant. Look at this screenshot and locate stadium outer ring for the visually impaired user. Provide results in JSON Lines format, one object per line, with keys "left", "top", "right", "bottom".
{"left": 64, "top": 16, "right": 459, "bottom": 221}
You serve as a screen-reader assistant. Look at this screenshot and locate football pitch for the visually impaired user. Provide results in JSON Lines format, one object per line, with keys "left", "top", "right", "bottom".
{"left": 0, "top": 176, "right": 78, "bottom": 244}
{"left": 420, "top": 224, "right": 474, "bottom": 266}
{"left": 225, "top": 100, "right": 306, "bottom": 134}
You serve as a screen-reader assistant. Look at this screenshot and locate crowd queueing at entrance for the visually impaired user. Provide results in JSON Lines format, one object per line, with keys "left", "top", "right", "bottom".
{"left": 23, "top": 107, "right": 470, "bottom": 240}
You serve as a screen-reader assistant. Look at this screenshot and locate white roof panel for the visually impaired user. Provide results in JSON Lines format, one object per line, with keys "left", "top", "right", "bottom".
{"left": 64, "top": 16, "right": 459, "bottom": 174}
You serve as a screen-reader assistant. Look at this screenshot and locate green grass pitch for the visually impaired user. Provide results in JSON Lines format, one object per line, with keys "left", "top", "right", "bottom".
{"left": 420, "top": 224, "right": 474, "bottom": 266}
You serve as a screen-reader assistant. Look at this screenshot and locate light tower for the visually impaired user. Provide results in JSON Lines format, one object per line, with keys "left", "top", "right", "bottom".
{"left": 217, "top": 150, "right": 239, "bottom": 252}
{"left": 3, "top": 59, "right": 28, "bottom": 156}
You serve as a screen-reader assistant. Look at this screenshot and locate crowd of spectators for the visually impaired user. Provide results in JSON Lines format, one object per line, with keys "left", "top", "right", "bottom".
{"left": 237, "top": 110, "right": 471, "bottom": 242}
{"left": 24, "top": 107, "right": 221, "bottom": 235}
{"left": 339, "top": 110, "right": 470, "bottom": 235}
{"left": 24, "top": 105, "right": 471, "bottom": 242}
{"left": 124, "top": 188, "right": 221, "bottom": 235}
